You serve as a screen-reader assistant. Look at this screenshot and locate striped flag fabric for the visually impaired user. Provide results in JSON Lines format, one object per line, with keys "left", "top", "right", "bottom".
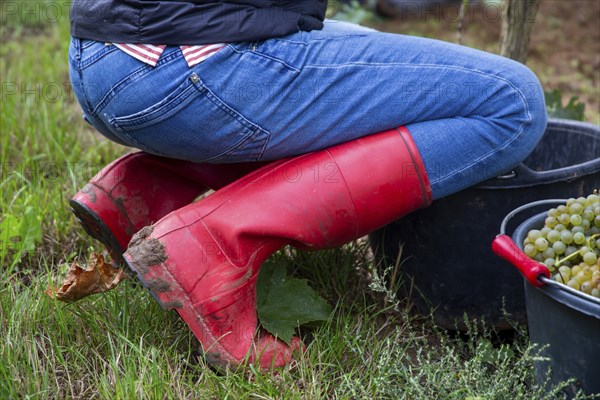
{"left": 114, "top": 43, "right": 226, "bottom": 67}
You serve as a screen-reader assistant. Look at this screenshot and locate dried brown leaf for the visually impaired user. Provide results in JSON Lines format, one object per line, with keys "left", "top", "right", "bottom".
{"left": 45, "top": 253, "right": 127, "bottom": 302}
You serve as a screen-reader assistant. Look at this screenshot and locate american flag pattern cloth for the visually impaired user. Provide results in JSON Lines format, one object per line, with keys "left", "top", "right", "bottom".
{"left": 114, "top": 43, "right": 226, "bottom": 67}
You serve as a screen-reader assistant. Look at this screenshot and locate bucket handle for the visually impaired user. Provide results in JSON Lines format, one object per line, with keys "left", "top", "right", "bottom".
{"left": 492, "top": 199, "right": 566, "bottom": 287}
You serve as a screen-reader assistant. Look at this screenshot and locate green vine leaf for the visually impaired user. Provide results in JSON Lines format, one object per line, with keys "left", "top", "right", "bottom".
{"left": 256, "top": 259, "right": 332, "bottom": 344}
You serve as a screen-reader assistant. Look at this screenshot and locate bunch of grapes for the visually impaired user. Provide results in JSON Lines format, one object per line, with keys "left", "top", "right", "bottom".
{"left": 524, "top": 192, "right": 600, "bottom": 298}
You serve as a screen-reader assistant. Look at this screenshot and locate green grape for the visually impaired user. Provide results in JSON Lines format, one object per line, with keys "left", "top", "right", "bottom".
{"left": 575, "top": 271, "right": 591, "bottom": 285}
{"left": 546, "top": 230, "right": 560, "bottom": 243}
{"left": 569, "top": 202, "right": 583, "bottom": 215}
{"left": 535, "top": 237, "right": 549, "bottom": 251}
{"left": 570, "top": 214, "right": 583, "bottom": 226}
{"left": 558, "top": 214, "right": 571, "bottom": 225}
{"left": 544, "top": 258, "right": 555, "bottom": 269}
{"left": 583, "top": 209, "right": 595, "bottom": 222}
{"left": 560, "top": 230, "right": 574, "bottom": 244}
{"left": 565, "top": 246, "right": 578, "bottom": 257}
{"left": 558, "top": 265, "right": 571, "bottom": 281}
{"left": 524, "top": 192, "right": 600, "bottom": 297}
{"left": 542, "top": 248, "right": 555, "bottom": 259}
{"left": 554, "top": 224, "right": 566, "bottom": 232}
{"left": 581, "top": 281, "right": 594, "bottom": 294}
{"left": 527, "top": 229, "right": 542, "bottom": 242}
{"left": 581, "top": 219, "right": 591, "bottom": 230}
{"left": 524, "top": 243, "right": 537, "bottom": 257}
{"left": 573, "top": 232, "right": 586, "bottom": 245}
{"left": 583, "top": 252, "right": 597, "bottom": 266}
{"left": 567, "top": 278, "right": 580, "bottom": 290}
{"left": 587, "top": 194, "right": 599, "bottom": 203}
{"left": 552, "top": 241, "right": 566, "bottom": 255}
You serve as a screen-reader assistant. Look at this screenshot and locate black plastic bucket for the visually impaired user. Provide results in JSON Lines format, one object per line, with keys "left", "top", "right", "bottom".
{"left": 493, "top": 200, "right": 600, "bottom": 398}
{"left": 369, "top": 118, "right": 600, "bottom": 330}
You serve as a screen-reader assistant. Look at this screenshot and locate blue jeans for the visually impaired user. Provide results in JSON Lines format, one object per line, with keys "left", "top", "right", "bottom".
{"left": 69, "top": 20, "right": 547, "bottom": 200}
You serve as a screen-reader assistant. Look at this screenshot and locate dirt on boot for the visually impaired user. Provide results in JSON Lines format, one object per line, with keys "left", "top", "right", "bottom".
{"left": 126, "top": 226, "right": 168, "bottom": 274}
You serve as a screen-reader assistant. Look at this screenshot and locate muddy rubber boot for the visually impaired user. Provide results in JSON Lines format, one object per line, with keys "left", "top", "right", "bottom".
{"left": 123, "top": 127, "right": 432, "bottom": 370}
{"left": 70, "top": 152, "right": 265, "bottom": 264}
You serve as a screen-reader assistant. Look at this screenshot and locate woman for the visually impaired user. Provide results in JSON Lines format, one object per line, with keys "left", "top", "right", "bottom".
{"left": 68, "top": 0, "right": 548, "bottom": 370}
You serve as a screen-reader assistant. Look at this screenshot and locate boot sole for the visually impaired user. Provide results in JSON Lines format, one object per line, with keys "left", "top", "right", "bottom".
{"left": 122, "top": 253, "right": 238, "bottom": 369}
{"left": 70, "top": 199, "right": 125, "bottom": 266}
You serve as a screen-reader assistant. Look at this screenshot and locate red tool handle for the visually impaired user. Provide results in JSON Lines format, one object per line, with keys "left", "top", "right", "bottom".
{"left": 492, "top": 234, "right": 550, "bottom": 287}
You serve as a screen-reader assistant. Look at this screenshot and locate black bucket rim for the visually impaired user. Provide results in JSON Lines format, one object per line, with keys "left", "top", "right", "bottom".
{"left": 512, "top": 211, "right": 600, "bottom": 319}
{"left": 477, "top": 118, "right": 600, "bottom": 189}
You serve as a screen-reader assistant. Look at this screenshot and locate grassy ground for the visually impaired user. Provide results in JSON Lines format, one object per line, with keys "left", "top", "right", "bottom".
{"left": 1, "top": 1, "right": 598, "bottom": 399}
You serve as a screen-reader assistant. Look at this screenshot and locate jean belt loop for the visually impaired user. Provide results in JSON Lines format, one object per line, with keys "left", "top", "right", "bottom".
{"left": 72, "top": 37, "right": 82, "bottom": 61}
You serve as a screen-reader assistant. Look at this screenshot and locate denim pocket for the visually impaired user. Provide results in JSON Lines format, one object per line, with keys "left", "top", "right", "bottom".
{"left": 108, "top": 73, "right": 270, "bottom": 163}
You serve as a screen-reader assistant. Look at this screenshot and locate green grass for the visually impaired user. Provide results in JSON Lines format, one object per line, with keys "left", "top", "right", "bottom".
{"left": 1, "top": 6, "right": 126, "bottom": 274}
{"left": 0, "top": 261, "right": 582, "bottom": 399}
{"left": 2, "top": 258, "right": 590, "bottom": 399}
{"left": 1, "top": 3, "right": 598, "bottom": 399}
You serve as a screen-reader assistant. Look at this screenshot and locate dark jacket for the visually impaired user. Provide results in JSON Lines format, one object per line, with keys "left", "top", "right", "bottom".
{"left": 70, "top": 0, "right": 327, "bottom": 45}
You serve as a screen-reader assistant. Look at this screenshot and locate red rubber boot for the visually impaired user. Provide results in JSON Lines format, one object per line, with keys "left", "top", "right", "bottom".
{"left": 70, "top": 152, "right": 265, "bottom": 264}
{"left": 123, "top": 127, "right": 432, "bottom": 370}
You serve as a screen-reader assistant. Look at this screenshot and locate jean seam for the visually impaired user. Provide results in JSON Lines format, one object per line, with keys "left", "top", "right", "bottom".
{"left": 228, "top": 44, "right": 300, "bottom": 73}
{"left": 271, "top": 33, "right": 368, "bottom": 46}
{"left": 203, "top": 128, "right": 270, "bottom": 162}
{"left": 237, "top": 35, "right": 369, "bottom": 73}
{"left": 255, "top": 130, "right": 270, "bottom": 160}
{"left": 303, "top": 61, "right": 533, "bottom": 186}
{"left": 112, "top": 127, "right": 150, "bottom": 153}
{"left": 70, "top": 40, "right": 96, "bottom": 113}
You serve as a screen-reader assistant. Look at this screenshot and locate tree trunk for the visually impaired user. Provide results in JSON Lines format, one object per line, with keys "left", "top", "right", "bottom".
{"left": 500, "top": 0, "right": 540, "bottom": 64}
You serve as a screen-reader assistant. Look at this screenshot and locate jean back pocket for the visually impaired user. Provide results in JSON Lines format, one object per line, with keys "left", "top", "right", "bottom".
{"left": 108, "top": 73, "right": 270, "bottom": 163}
